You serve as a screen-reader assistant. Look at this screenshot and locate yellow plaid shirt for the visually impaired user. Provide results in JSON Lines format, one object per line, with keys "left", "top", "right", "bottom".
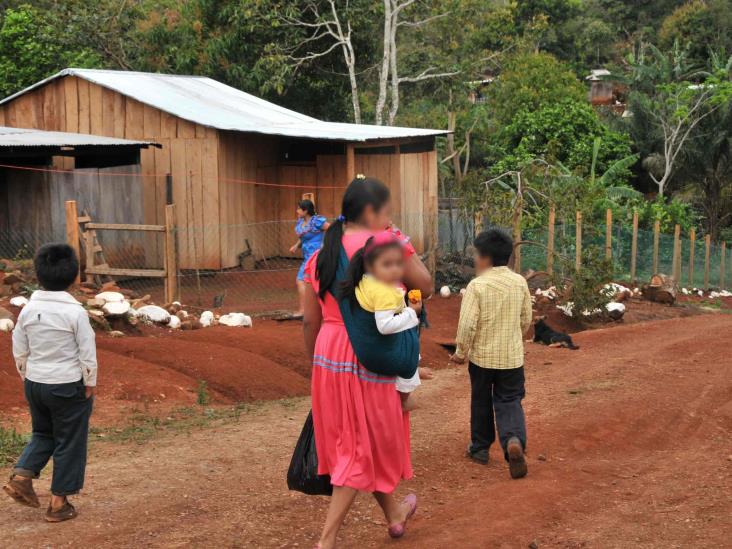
{"left": 454, "top": 266, "right": 533, "bottom": 369}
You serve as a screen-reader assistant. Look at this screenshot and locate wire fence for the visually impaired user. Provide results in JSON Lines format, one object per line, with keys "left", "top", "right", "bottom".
{"left": 2, "top": 210, "right": 730, "bottom": 315}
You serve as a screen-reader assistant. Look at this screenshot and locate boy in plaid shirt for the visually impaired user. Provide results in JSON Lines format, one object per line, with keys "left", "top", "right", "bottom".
{"left": 451, "top": 228, "right": 532, "bottom": 479}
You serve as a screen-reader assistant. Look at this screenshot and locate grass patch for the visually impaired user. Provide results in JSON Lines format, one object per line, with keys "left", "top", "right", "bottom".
{"left": 0, "top": 426, "right": 28, "bottom": 465}
{"left": 90, "top": 403, "right": 254, "bottom": 445}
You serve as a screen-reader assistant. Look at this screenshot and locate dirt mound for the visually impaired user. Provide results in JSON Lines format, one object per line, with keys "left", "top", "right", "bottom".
{"left": 96, "top": 334, "right": 310, "bottom": 402}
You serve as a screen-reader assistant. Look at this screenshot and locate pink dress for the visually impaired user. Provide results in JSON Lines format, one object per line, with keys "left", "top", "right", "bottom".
{"left": 304, "top": 231, "right": 414, "bottom": 493}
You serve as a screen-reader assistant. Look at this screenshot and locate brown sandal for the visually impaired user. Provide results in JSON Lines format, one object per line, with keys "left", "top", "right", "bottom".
{"left": 45, "top": 501, "right": 78, "bottom": 523}
{"left": 3, "top": 475, "right": 40, "bottom": 508}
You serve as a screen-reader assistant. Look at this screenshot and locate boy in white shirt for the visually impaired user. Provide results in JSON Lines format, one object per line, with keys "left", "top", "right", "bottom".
{"left": 3, "top": 243, "right": 97, "bottom": 523}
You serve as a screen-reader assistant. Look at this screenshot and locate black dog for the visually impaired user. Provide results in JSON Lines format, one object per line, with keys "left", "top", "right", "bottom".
{"left": 533, "top": 318, "right": 580, "bottom": 350}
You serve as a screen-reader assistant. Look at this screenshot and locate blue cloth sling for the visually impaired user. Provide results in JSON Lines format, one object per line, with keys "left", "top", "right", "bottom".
{"left": 327, "top": 244, "right": 419, "bottom": 379}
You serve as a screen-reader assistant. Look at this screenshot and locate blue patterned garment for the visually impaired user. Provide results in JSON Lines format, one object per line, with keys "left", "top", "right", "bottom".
{"left": 295, "top": 215, "right": 328, "bottom": 281}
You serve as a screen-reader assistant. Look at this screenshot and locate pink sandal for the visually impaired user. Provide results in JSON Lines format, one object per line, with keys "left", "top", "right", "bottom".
{"left": 388, "top": 493, "right": 417, "bottom": 539}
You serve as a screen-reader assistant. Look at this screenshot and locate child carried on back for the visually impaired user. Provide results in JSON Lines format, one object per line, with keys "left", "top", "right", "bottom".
{"left": 340, "top": 231, "right": 423, "bottom": 411}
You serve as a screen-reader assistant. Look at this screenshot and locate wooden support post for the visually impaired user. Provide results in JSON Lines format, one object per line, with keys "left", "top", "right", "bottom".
{"left": 704, "top": 234, "right": 711, "bottom": 289}
{"left": 652, "top": 220, "right": 660, "bottom": 274}
{"left": 345, "top": 143, "right": 355, "bottom": 182}
{"left": 630, "top": 210, "right": 638, "bottom": 284}
{"left": 671, "top": 224, "right": 681, "bottom": 282}
{"left": 720, "top": 242, "right": 727, "bottom": 289}
{"left": 164, "top": 204, "right": 179, "bottom": 303}
{"left": 547, "top": 205, "right": 556, "bottom": 275}
{"left": 688, "top": 228, "right": 696, "bottom": 287}
{"left": 83, "top": 230, "right": 95, "bottom": 284}
{"left": 575, "top": 211, "right": 582, "bottom": 271}
{"left": 605, "top": 208, "right": 612, "bottom": 260}
{"left": 64, "top": 200, "right": 80, "bottom": 285}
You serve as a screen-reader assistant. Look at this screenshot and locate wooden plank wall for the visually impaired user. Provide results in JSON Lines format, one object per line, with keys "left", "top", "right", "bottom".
{"left": 0, "top": 76, "right": 221, "bottom": 270}
{"left": 217, "top": 131, "right": 280, "bottom": 267}
{"left": 398, "top": 150, "right": 437, "bottom": 254}
{"left": 0, "top": 166, "right": 145, "bottom": 264}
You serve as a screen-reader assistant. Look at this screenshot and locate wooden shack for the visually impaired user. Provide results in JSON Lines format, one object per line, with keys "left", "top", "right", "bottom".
{"left": 0, "top": 69, "right": 446, "bottom": 270}
{"left": 0, "top": 126, "right": 157, "bottom": 265}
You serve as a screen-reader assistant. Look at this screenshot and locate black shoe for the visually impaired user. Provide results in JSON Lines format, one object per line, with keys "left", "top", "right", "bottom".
{"left": 507, "top": 437, "right": 528, "bottom": 479}
{"left": 466, "top": 444, "right": 489, "bottom": 464}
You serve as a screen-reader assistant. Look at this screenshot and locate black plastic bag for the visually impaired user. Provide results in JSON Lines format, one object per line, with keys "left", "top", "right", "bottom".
{"left": 287, "top": 410, "right": 333, "bottom": 496}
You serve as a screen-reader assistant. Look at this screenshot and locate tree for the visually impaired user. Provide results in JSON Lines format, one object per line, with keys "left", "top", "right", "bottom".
{"left": 485, "top": 51, "right": 585, "bottom": 126}
{"left": 0, "top": 5, "right": 101, "bottom": 97}
{"left": 659, "top": 0, "right": 732, "bottom": 70}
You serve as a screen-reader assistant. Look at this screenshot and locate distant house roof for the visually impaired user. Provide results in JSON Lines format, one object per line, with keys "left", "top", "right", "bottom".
{"left": 0, "top": 69, "right": 448, "bottom": 142}
{"left": 585, "top": 69, "right": 612, "bottom": 81}
{"left": 0, "top": 126, "right": 158, "bottom": 149}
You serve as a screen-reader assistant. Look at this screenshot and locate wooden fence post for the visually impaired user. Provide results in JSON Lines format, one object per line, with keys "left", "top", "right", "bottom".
{"left": 652, "top": 220, "right": 660, "bottom": 274}
{"left": 721, "top": 242, "right": 727, "bottom": 290}
{"left": 630, "top": 210, "right": 638, "bottom": 284}
{"left": 575, "top": 211, "right": 582, "bottom": 271}
{"left": 688, "top": 229, "right": 696, "bottom": 287}
{"left": 64, "top": 200, "right": 80, "bottom": 285}
{"left": 547, "top": 205, "right": 555, "bottom": 275}
{"left": 671, "top": 224, "right": 681, "bottom": 282}
{"left": 605, "top": 208, "right": 612, "bottom": 260}
{"left": 165, "top": 204, "right": 179, "bottom": 303}
{"left": 704, "top": 234, "right": 711, "bottom": 289}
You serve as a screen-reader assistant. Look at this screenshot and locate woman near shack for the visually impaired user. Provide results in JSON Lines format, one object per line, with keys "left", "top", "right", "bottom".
{"left": 290, "top": 199, "right": 329, "bottom": 318}
{"left": 302, "top": 176, "right": 433, "bottom": 548}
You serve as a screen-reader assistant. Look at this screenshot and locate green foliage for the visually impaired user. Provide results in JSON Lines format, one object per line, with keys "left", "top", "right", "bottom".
{"left": 659, "top": 0, "right": 732, "bottom": 70}
{"left": 0, "top": 425, "right": 27, "bottom": 464}
{"left": 492, "top": 98, "right": 633, "bottom": 177}
{"left": 487, "top": 51, "right": 585, "bottom": 126}
{"left": 634, "top": 197, "right": 699, "bottom": 233}
{"left": 196, "top": 380, "right": 210, "bottom": 406}
{"left": 0, "top": 5, "right": 101, "bottom": 97}
{"left": 553, "top": 245, "right": 615, "bottom": 322}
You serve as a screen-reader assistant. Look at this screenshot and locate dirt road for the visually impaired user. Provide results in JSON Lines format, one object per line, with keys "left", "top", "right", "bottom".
{"left": 2, "top": 314, "right": 731, "bottom": 548}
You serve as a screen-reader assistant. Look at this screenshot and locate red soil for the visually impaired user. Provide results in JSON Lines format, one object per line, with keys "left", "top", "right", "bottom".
{"left": 0, "top": 294, "right": 717, "bottom": 427}
{"left": 0, "top": 313, "right": 730, "bottom": 548}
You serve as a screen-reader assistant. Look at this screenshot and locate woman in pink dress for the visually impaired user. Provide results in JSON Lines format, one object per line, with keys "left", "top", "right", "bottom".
{"left": 302, "top": 177, "right": 433, "bottom": 548}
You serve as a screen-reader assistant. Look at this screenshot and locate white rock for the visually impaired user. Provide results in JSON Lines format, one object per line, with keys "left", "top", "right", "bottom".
{"left": 134, "top": 305, "right": 171, "bottom": 323}
{"left": 178, "top": 310, "right": 189, "bottom": 319}
{"left": 439, "top": 285, "right": 451, "bottom": 298}
{"left": 0, "top": 318, "right": 14, "bottom": 332}
{"left": 95, "top": 291, "right": 125, "bottom": 304}
{"left": 556, "top": 303, "right": 574, "bottom": 317}
{"left": 682, "top": 287, "right": 690, "bottom": 295}
{"left": 172, "top": 301, "right": 182, "bottom": 307}
{"left": 219, "top": 313, "right": 252, "bottom": 327}
{"left": 459, "top": 288, "right": 467, "bottom": 297}
{"left": 168, "top": 315, "right": 181, "bottom": 329}
{"left": 606, "top": 302, "right": 626, "bottom": 314}
{"left": 200, "top": 310, "right": 214, "bottom": 327}
{"left": 102, "top": 300, "right": 131, "bottom": 316}
{"left": 697, "top": 290, "right": 704, "bottom": 297}
{"left": 9, "top": 296, "right": 28, "bottom": 307}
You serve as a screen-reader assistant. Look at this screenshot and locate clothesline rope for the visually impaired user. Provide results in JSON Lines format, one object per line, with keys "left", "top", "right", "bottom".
{"left": 0, "top": 162, "right": 348, "bottom": 189}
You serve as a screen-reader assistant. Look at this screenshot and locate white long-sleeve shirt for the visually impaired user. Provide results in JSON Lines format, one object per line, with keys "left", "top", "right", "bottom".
{"left": 12, "top": 290, "right": 98, "bottom": 386}
{"left": 374, "top": 307, "right": 419, "bottom": 335}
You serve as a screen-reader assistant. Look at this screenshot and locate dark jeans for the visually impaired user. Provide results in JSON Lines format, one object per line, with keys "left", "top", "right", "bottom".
{"left": 14, "top": 379, "right": 93, "bottom": 496}
{"left": 468, "top": 363, "right": 526, "bottom": 460}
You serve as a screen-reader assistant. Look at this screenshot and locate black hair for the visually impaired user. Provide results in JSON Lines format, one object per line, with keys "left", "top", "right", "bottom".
{"left": 474, "top": 227, "right": 513, "bottom": 267}
{"left": 339, "top": 237, "right": 403, "bottom": 304}
{"left": 34, "top": 243, "right": 79, "bottom": 291}
{"left": 315, "top": 176, "right": 391, "bottom": 299}
{"left": 297, "top": 199, "right": 316, "bottom": 217}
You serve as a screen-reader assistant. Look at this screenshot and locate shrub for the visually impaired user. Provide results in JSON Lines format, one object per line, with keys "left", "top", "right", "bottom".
{"left": 553, "top": 246, "right": 614, "bottom": 322}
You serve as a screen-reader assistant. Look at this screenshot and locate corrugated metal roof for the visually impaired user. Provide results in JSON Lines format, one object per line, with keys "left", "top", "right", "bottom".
{"left": 0, "top": 69, "right": 448, "bottom": 142}
{"left": 0, "top": 126, "right": 157, "bottom": 148}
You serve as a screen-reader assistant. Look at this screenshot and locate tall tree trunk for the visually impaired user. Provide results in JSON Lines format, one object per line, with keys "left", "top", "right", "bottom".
{"left": 375, "top": 0, "right": 393, "bottom": 125}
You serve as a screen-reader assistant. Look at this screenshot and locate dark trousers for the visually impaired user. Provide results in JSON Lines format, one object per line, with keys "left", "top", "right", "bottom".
{"left": 14, "top": 379, "right": 93, "bottom": 496}
{"left": 468, "top": 363, "right": 526, "bottom": 460}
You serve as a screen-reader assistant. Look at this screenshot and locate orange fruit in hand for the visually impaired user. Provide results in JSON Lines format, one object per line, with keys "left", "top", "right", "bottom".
{"left": 408, "top": 289, "right": 422, "bottom": 303}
